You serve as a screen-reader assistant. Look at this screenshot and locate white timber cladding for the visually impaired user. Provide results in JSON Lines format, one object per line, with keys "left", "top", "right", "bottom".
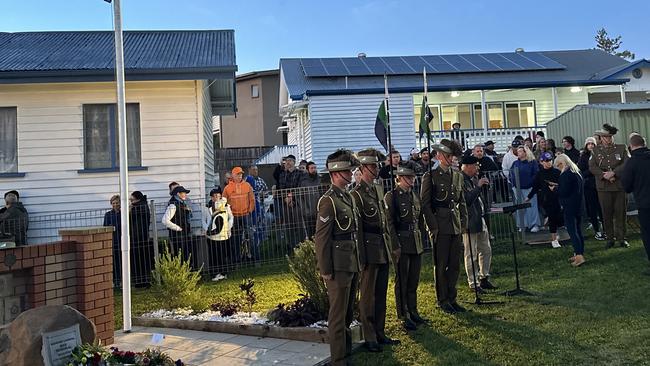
{"left": 309, "top": 94, "right": 415, "bottom": 167}
{"left": 0, "top": 80, "right": 210, "bottom": 215}
{"left": 303, "top": 107, "right": 313, "bottom": 162}
{"left": 199, "top": 80, "right": 216, "bottom": 190}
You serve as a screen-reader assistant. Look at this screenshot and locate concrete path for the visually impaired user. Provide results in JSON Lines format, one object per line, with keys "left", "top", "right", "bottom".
{"left": 112, "top": 326, "right": 330, "bottom": 366}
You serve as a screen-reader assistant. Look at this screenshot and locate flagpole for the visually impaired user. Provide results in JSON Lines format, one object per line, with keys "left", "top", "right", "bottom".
{"left": 384, "top": 74, "right": 394, "bottom": 191}
{"left": 110, "top": 0, "right": 132, "bottom": 333}
{"left": 423, "top": 68, "right": 437, "bottom": 287}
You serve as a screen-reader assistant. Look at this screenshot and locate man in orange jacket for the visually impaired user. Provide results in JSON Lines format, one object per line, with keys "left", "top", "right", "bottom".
{"left": 223, "top": 167, "right": 255, "bottom": 263}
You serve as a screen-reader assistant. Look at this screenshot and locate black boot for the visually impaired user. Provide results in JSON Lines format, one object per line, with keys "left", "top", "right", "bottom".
{"left": 377, "top": 335, "right": 401, "bottom": 345}
{"left": 450, "top": 302, "right": 467, "bottom": 313}
{"left": 439, "top": 303, "right": 457, "bottom": 314}
{"left": 480, "top": 278, "right": 497, "bottom": 290}
{"left": 402, "top": 318, "right": 417, "bottom": 331}
{"left": 410, "top": 312, "right": 427, "bottom": 324}
{"left": 619, "top": 240, "right": 630, "bottom": 248}
{"left": 605, "top": 240, "right": 615, "bottom": 249}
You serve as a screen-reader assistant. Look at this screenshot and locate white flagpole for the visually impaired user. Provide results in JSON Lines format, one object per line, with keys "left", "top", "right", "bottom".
{"left": 111, "top": 0, "right": 132, "bottom": 333}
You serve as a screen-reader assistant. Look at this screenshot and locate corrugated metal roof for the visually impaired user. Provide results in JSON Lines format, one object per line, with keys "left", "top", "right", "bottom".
{"left": 578, "top": 102, "right": 650, "bottom": 111}
{"left": 280, "top": 49, "right": 631, "bottom": 100}
{"left": 0, "top": 30, "right": 236, "bottom": 73}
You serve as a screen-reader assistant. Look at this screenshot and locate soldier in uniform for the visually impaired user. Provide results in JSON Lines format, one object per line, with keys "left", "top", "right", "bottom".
{"left": 352, "top": 148, "right": 400, "bottom": 352}
{"left": 421, "top": 139, "right": 468, "bottom": 314}
{"left": 589, "top": 123, "right": 630, "bottom": 249}
{"left": 314, "top": 149, "right": 361, "bottom": 366}
{"left": 385, "top": 161, "right": 426, "bottom": 331}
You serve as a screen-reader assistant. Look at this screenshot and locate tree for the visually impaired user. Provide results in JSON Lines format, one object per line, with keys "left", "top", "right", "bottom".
{"left": 595, "top": 28, "right": 635, "bottom": 60}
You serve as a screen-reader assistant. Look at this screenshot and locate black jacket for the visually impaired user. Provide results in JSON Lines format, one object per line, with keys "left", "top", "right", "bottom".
{"left": 528, "top": 167, "right": 561, "bottom": 210}
{"left": 622, "top": 147, "right": 650, "bottom": 209}
{"left": 564, "top": 146, "right": 581, "bottom": 164}
{"left": 130, "top": 200, "right": 151, "bottom": 244}
{"left": 463, "top": 173, "right": 486, "bottom": 234}
{"left": 558, "top": 170, "right": 583, "bottom": 216}
{"left": 578, "top": 150, "right": 596, "bottom": 191}
{"left": 0, "top": 202, "right": 29, "bottom": 246}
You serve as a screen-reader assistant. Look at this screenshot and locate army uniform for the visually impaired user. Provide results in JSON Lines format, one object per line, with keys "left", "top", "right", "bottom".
{"left": 314, "top": 158, "right": 361, "bottom": 366}
{"left": 352, "top": 178, "right": 395, "bottom": 345}
{"left": 589, "top": 134, "right": 629, "bottom": 245}
{"left": 385, "top": 168, "right": 424, "bottom": 324}
{"left": 421, "top": 142, "right": 468, "bottom": 310}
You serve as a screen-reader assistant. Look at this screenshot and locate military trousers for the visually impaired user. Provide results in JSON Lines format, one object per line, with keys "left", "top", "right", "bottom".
{"left": 597, "top": 191, "right": 628, "bottom": 241}
{"left": 325, "top": 271, "right": 358, "bottom": 366}
{"left": 462, "top": 230, "right": 492, "bottom": 287}
{"left": 359, "top": 262, "right": 389, "bottom": 342}
{"left": 434, "top": 234, "right": 463, "bottom": 306}
{"left": 395, "top": 253, "right": 422, "bottom": 319}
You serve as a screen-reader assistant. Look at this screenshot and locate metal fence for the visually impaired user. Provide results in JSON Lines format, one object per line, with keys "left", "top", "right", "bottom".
{"left": 2, "top": 166, "right": 640, "bottom": 288}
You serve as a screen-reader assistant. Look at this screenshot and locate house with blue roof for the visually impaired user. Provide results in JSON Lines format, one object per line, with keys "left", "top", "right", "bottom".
{"left": 278, "top": 49, "right": 649, "bottom": 166}
{"left": 0, "top": 30, "right": 236, "bottom": 217}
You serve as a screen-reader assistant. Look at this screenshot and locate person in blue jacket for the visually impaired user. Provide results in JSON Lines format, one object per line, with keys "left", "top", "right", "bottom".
{"left": 510, "top": 145, "right": 541, "bottom": 232}
{"left": 554, "top": 154, "right": 586, "bottom": 267}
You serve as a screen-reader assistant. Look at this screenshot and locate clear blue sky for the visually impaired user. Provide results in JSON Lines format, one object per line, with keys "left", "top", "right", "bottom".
{"left": 2, "top": 0, "right": 648, "bottom": 74}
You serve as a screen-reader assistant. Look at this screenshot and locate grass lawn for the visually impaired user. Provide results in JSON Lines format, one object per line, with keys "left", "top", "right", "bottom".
{"left": 115, "top": 233, "right": 650, "bottom": 365}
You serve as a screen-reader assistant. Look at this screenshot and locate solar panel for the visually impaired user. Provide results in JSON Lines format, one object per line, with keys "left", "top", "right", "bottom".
{"left": 300, "top": 52, "right": 566, "bottom": 77}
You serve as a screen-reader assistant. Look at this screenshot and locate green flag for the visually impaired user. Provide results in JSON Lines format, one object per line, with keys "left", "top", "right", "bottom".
{"left": 419, "top": 96, "right": 433, "bottom": 141}
{"left": 375, "top": 99, "right": 388, "bottom": 151}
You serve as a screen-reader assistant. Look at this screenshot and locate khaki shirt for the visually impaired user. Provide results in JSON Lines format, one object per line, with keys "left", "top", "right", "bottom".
{"left": 314, "top": 185, "right": 361, "bottom": 276}
{"left": 421, "top": 166, "right": 468, "bottom": 236}
{"left": 385, "top": 186, "right": 424, "bottom": 255}
{"left": 352, "top": 180, "right": 395, "bottom": 265}
{"left": 588, "top": 143, "right": 629, "bottom": 191}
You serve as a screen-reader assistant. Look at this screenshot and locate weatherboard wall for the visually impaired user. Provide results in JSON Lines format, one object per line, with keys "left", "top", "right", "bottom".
{"left": 0, "top": 80, "right": 210, "bottom": 215}
{"left": 308, "top": 94, "right": 415, "bottom": 167}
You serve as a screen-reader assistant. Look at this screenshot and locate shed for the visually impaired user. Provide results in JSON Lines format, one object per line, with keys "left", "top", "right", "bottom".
{"left": 545, "top": 102, "right": 650, "bottom": 146}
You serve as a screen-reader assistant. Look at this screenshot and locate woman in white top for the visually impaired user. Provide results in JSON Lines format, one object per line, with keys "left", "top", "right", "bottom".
{"left": 203, "top": 187, "right": 234, "bottom": 281}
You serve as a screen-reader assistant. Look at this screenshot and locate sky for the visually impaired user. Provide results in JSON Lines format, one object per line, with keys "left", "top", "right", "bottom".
{"left": 2, "top": 0, "right": 648, "bottom": 74}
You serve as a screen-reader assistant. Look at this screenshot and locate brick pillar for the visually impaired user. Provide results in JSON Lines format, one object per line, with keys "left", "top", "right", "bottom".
{"left": 60, "top": 227, "right": 115, "bottom": 345}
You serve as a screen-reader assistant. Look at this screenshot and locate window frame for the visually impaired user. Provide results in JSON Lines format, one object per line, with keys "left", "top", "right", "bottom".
{"left": 251, "top": 84, "right": 260, "bottom": 98}
{"left": 0, "top": 106, "right": 20, "bottom": 176}
{"left": 81, "top": 103, "right": 143, "bottom": 171}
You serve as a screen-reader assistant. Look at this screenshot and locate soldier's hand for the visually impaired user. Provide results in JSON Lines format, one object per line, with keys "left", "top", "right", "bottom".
{"left": 392, "top": 248, "right": 401, "bottom": 261}
{"left": 321, "top": 274, "right": 333, "bottom": 281}
{"left": 478, "top": 177, "right": 490, "bottom": 187}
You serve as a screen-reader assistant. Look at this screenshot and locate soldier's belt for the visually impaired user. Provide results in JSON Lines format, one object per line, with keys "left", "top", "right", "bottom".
{"left": 435, "top": 203, "right": 459, "bottom": 210}
{"left": 333, "top": 232, "right": 357, "bottom": 241}
{"left": 397, "top": 223, "right": 416, "bottom": 231}
{"left": 362, "top": 227, "right": 383, "bottom": 235}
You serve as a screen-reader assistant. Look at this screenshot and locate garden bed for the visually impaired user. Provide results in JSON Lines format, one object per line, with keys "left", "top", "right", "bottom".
{"left": 133, "top": 312, "right": 362, "bottom": 344}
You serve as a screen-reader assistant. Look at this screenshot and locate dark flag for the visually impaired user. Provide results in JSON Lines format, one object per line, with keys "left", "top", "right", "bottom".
{"left": 375, "top": 99, "right": 389, "bottom": 151}
{"left": 419, "top": 96, "right": 433, "bottom": 141}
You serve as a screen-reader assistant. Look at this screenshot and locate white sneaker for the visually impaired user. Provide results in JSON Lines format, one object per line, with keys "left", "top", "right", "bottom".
{"left": 212, "top": 273, "right": 227, "bottom": 282}
{"left": 551, "top": 240, "right": 561, "bottom": 248}
{"left": 530, "top": 226, "right": 540, "bottom": 233}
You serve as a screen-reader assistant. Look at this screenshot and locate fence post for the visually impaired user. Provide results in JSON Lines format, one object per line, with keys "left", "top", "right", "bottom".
{"left": 513, "top": 166, "right": 526, "bottom": 244}
{"left": 149, "top": 199, "right": 160, "bottom": 283}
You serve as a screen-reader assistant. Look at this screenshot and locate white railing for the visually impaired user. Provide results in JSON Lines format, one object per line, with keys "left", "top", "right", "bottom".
{"left": 255, "top": 145, "right": 300, "bottom": 165}
{"left": 416, "top": 127, "right": 545, "bottom": 152}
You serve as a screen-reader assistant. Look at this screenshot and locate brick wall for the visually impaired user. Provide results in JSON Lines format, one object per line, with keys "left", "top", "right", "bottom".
{"left": 0, "top": 226, "right": 114, "bottom": 345}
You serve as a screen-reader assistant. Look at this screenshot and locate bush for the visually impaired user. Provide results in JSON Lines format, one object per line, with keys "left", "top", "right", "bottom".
{"left": 151, "top": 246, "right": 202, "bottom": 310}
{"left": 267, "top": 294, "right": 325, "bottom": 327}
{"left": 287, "top": 240, "right": 329, "bottom": 315}
{"left": 211, "top": 299, "right": 242, "bottom": 317}
{"left": 239, "top": 278, "right": 257, "bottom": 316}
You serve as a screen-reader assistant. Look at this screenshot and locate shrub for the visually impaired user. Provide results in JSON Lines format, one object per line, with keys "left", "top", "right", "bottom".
{"left": 211, "top": 299, "right": 242, "bottom": 317}
{"left": 287, "top": 240, "right": 329, "bottom": 315}
{"left": 239, "top": 278, "right": 257, "bottom": 316}
{"left": 267, "top": 294, "right": 325, "bottom": 327}
{"left": 151, "top": 246, "right": 202, "bottom": 310}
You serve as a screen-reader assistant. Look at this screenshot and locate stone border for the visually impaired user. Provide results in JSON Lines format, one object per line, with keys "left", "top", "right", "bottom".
{"left": 132, "top": 316, "right": 363, "bottom": 344}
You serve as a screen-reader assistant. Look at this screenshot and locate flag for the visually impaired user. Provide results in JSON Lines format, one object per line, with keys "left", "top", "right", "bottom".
{"left": 419, "top": 96, "right": 433, "bottom": 141}
{"left": 374, "top": 99, "right": 388, "bottom": 151}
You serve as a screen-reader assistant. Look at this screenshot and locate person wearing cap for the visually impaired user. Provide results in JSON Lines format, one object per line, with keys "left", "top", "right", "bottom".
{"left": 484, "top": 140, "right": 498, "bottom": 162}
{"left": 246, "top": 165, "right": 268, "bottom": 261}
{"left": 203, "top": 186, "right": 234, "bottom": 281}
{"left": 562, "top": 136, "right": 580, "bottom": 164}
{"left": 589, "top": 123, "right": 630, "bottom": 249}
{"left": 450, "top": 122, "right": 466, "bottom": 150}
{"left": 300, "top": 161, "right": 322, "bottom": 240}
{"left": 409, "top": 148, "right": 420, "bottom": 163}
{"left": 622, "top": 134, "right": 650, "bottom": 275}
{"left": 352, "top": 148, "right": 399, "bottom": 351}
{"left": 0, "top": 191, "right": 28, "bottom": 247}
{"left": 526, "top": 152, "right": 563, "bottom": 248}
{"left": 162, "top": 185, "right": 193, "bottom": 262}
{"left": 417, "top": 147, "right": 437, "bottom": 173}
{"left": 386, "top": 161, "right": 426, "bottom": 330}
{"left": 314, "top": 149, "right": 362, "bottom": 366}
{"left": 578, "top": 137, "right": 605, "bottom": 240}
{"left": 510, "top": 145, "right": 542, "bottom": 233}
{"left": 223, "top": 167, "right": 256, "bottom": 262}
{"left": 421, "top": 139, "right": 468, "bottom": 314}
{"left": 278, "top": 154, "right": 307, "bottom": 251}
{"left": 460, "top": 155, "right": 496, "bottom": 292}
{"left": 502, "top": 140, "right": 521, "bottom": 176}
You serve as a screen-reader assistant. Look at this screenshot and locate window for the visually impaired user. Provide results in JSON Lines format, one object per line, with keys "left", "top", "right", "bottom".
{"left": 442, "top": 105, "right": 471, "bottom": 130}
{"left": 474, "top": 103, "right": 505, "bottom": 129}
{"left": 83, "top": 104, "right": 141, "bottom": 170}
{"left": 0, "top": 107, "right": 17, "bottom": 173}
{"left": 413, "top": 105, "right": 441, "bottom": 132}
{"left": 506, "top": 102, "right": 536, "bottom": 127}
{"left": 251, "top": 84, "right": 260, "bottom": 98}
